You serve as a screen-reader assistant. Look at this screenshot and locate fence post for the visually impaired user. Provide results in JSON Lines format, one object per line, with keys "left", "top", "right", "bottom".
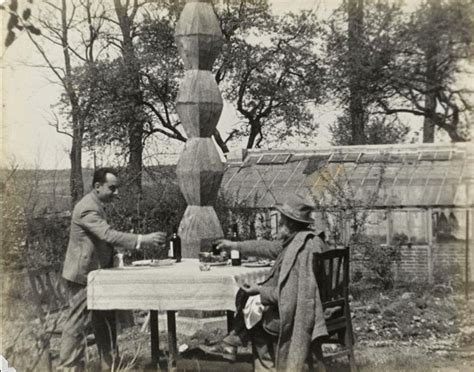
{"left": 465, "top": 209, "right": 470, "bottom": 300}
{"left": 427, "top": 208, "right": 434, "bottom": 284}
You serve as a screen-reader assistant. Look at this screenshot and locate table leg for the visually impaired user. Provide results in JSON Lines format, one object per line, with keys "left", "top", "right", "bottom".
{"left": 167, "top": 311, "right": 178, "bottom": 372}
{"left": 226, "top": 310, "right": 234, "bottom": 332}
{"left": 150, "top": 310, "right": 160, "bottom": 367}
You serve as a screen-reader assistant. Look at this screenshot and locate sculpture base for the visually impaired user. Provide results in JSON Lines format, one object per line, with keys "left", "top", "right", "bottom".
{"left": 178, "top": 205, "right": 224, "bottom": 258}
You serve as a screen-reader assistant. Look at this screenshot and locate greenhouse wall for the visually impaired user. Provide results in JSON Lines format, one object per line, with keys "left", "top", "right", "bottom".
{"left": 351, "top": 242, "right": 469, "bottom": 284}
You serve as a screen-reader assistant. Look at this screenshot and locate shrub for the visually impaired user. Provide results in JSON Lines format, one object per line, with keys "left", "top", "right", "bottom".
{"left": 1, "top": 164, "right": 271, "bottom": 269}
{"left": 433, "top": 262, "right": 463, "bottom": 289}
{"left": 359, "top": 236, "right": 401, "bottom": 289}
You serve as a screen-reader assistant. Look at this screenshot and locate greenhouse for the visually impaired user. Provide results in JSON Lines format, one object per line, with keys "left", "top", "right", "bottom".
{"left": 221, "top": 142, "right": 474, "bottom": 282}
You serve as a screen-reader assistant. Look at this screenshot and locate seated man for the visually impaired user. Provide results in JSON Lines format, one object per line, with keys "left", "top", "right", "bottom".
{"left": 202, "top": 194, "right": 329, "bottom": 372}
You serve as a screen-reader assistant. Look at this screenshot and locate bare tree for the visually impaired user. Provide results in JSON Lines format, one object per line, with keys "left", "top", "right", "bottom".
{"left": 8, "top": 0, "right": 107, "bottom": 204}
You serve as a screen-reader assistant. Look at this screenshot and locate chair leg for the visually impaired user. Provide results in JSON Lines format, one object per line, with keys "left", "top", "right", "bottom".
{"left": 344, "top": 327, "right": 357, "bottom": 372}
{"left": 307, "top": 349, "right": 315, "bottom": 372}
{"left": 47, "top": 350, "right": 53, "bottom": 372}
{"left": 312, "top": 343, "right": 327, "bottom": 372}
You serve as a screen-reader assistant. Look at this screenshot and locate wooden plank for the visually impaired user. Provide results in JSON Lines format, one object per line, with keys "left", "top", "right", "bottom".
{"left": 176, "top": 138, "right": 224, "bottom": 206}
{"left": 178, "top": 206, "right": 224, "bottom": 257}
{"left": 175, "top": 1, "right": 223, "bottom": 70}
{"left": 176, "top": 70, "right": 223, "bottom": 137}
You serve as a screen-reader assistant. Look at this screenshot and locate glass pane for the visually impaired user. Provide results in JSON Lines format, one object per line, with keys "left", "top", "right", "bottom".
{"left": 392, "top": 210, "right": 427, "bottom": 244}
{"left": 344, "top": 153, "right": 360, "bottom": 162}
{"left": 257, "top": 154, "right": 275, "bottom": 164}
{"left": 365, "top": 211, "right": 388, "bottom": 244}
{"left": 329, "top": 153, "right": 345, "bottom": 162}
{"left": 408, "top": 211, "right": 427, "bottom": 243}
{"left": 435, "top": 151, "right": 451, "bottom": 160}
{"left": 322, "top": 211, "right": 344, "bottom": 245}
{"left": 273, "top": 154, "right": 291, "bottom": 164}
{"left": 420, "top": 152, "right": 436, "bottom": 160}
{"left": 433, "top": 209, "right": 466, "bottom": 242}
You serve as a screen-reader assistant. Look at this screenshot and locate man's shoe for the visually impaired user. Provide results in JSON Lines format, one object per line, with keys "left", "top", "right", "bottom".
{"left": 199, "top": 342, "right": 237, "bottom": 362}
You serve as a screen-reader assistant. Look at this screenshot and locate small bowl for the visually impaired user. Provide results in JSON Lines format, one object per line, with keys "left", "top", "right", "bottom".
{"left": 199, "top": 263, "right": 211, "bottom": 271}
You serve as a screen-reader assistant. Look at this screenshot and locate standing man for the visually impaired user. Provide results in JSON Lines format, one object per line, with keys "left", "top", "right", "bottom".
{"left": 58, "top": 168, "right": 167, "bottom": 371}
{"left": 201, "top": 194, "right": 329, "bottom": 371}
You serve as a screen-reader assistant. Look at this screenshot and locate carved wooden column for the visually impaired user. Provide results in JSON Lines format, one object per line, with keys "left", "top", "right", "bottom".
{"left": 175, "top": 0, "right": 224, "bottom": 257}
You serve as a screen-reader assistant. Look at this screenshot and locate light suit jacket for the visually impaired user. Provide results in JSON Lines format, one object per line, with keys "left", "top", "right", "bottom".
{"left": 62, "top": 191, "right": 137, "bottom": 285}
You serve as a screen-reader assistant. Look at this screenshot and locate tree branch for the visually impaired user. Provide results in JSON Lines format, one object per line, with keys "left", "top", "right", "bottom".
{"left": 45, "top": 112, "right": 73, "bottom": 138}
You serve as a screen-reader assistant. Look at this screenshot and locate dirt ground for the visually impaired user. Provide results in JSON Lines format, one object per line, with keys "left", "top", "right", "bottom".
{"left": 105, "top": 327, "right": 474, "bottom": 372}
{"left": 4, "top": 287, "right": 474, "bottom": 371}
{"left": 94, "top": 288, "right": 474, "bottom": 371}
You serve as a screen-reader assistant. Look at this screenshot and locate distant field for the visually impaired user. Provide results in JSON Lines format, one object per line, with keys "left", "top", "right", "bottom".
{"left": 0, "top": 166, "right": 178, "bottom": 215}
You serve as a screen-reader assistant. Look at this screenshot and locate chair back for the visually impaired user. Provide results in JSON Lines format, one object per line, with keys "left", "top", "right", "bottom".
{"left": 311, "top": 248, "right": 357, "bottom": 372}
{"left": 313, "top": 247, "right": 350, "bottom": 334}
{"left": 28, "top": 265, "right": 68, "bottom": 320}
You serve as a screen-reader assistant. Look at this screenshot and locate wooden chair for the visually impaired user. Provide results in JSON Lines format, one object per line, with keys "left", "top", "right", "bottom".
{"left": 28, "top": 265, "right": 94, "bottom": 371}
{"left": 310, "top": 247, "right": 357, "bottom": 372}
{"left": 28, "top": 265, "right": 69, "bottom": 321}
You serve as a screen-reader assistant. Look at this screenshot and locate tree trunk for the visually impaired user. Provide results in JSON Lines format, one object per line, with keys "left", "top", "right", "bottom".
{"left": 61, "top": 0, "right": 83, "bottom": 205}
{"left": 70, "top": 116, "right": 84, "bottom": 205}
{"left": 422, "top": 0, "right": 440, "bottom": 143}
{"left": 348, "top": 0, "right": 365, "bottom": 145}
{"left": 246, "top": 120, "right": 260, "bottom": 149}
{"left": 114, "top": 0, "right": 143, "bottom": 194}
{"left": 423, "top": 94, "right": 436, "bottom": 143}
{"left": 128, "top": 120, "right": 143, "bottom": 194}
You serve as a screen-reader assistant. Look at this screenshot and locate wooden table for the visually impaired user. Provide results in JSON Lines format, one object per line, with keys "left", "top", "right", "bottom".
{"left": 87, "top": 259, "right": 271, "bottom": 370}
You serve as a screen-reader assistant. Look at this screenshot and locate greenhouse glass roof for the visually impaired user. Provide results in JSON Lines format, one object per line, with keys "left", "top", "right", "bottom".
{"left": 220, "top": 143, "right": 474, "bottom": 209}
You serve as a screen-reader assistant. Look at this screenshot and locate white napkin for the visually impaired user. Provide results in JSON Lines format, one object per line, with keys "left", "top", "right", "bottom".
{"left": 243, "top": 294, "right": 265, "bottom": 329}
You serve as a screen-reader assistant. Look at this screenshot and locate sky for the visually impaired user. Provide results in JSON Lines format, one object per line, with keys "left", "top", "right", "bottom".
{"left": 0, "top": 0, "right": 428, "bottom": 170}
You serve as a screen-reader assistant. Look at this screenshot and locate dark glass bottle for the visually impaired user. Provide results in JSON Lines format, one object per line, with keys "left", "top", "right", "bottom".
{"left": 230, "top": 223, "right": 241, "bottom": 266}
{"left": 211, "top": 242, "right": 220, "bottom": 256}
{"left": 231, "top": 223, "right": 239, "bottom": 241}
{"left": 169, "top": 227, "right": 182, "bottom": 263}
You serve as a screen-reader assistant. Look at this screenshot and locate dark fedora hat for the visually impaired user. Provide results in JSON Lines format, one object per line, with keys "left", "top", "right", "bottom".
{"left": 274, "top": 194, "right": 315, "bottom": 224}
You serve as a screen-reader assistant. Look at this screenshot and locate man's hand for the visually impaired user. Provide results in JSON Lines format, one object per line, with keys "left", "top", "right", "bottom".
{"left": 215, "top": 239, "right": 237, "bottom": 253}
{"left": 141, "top": 232, "right": 167, "bottom": 249}
{"left": 240, "top": 283, "right": 261, "bottom": 296}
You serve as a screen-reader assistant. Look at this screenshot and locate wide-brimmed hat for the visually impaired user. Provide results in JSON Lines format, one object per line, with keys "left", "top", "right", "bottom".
{"left": 274, "top": 194, "right": 315, "bottom": 224}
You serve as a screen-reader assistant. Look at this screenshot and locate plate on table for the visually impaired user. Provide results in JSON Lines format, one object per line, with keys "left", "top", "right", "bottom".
{"left": 242, "top": 261, "right": 271, "bottom": 268}
{"left": 209, "top": 261, "right": 229, "bottom": 267}
{"left": 131, "top": 259, "right": 175, "bottom": 267}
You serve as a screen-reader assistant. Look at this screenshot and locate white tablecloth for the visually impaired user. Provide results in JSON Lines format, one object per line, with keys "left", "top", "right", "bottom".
{"left": 87, "top": 259, "right": 271, "bottom": 311}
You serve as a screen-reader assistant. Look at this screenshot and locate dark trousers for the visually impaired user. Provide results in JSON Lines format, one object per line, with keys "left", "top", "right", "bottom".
{"left": 223, "top": 289, "right": 251, "bottom": 347}
{"left": 224, "top": 289, "right": 278, "bottom": 371}
{"left": 57, "top": 281, "right": 117, "bottom": 371}
{"left": 250, "top": 322, "right": 278, "bottom": 372}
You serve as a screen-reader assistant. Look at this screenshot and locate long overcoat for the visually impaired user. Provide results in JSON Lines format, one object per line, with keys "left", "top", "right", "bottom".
{"left": 276, "top": 231, "right": 328, "bottom": 371}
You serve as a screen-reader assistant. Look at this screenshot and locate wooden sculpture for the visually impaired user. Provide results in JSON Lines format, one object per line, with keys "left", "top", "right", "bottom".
{"left": 175, "top": 0, "right": 225, "bottom": 257}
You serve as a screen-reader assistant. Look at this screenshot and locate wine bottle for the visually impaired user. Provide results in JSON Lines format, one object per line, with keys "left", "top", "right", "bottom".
{"left": 231, "top": 223, "right": 239, "bottom": 241}
{"left": 230, "top": 223, "right": 241, "bottom": 266}
{"left": 169, "top": 227, "right": 182, "bottom": 262}
{"left": 211, "top": 242, "right": 219, "bottom": 256}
